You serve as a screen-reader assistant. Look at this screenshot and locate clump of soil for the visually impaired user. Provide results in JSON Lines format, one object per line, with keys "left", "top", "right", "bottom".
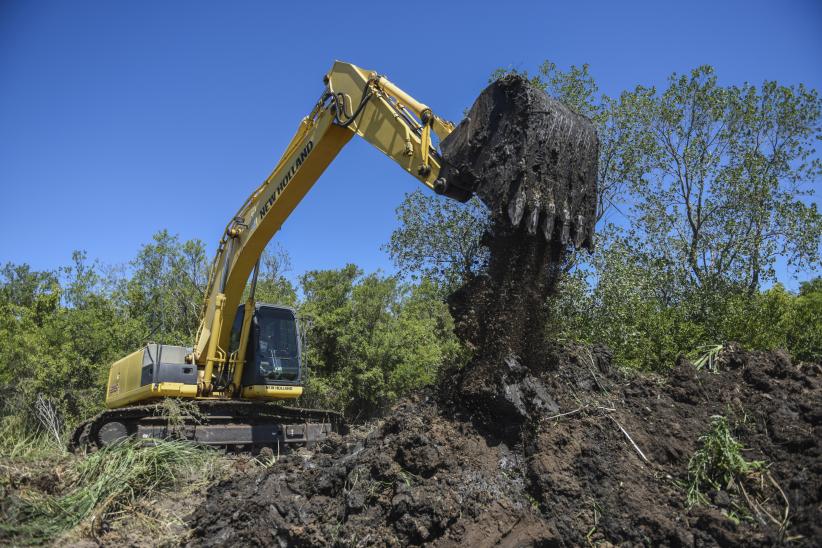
{"left": 186, "top": 347, "right": 821, "bottom": 546}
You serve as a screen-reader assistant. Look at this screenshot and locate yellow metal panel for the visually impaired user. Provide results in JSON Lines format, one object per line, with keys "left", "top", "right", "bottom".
{"left": 106, "top": 380, "right": 199, "bottom": 408}
{"left": 105, "top": 347, "right": 145, "bottom": 408}
{"left": 327, "top": 61, "right": 444, "bottom": 189}
{"left": 242, "top": 384, "right": 303, "bottom": 400}
{"left": 106, "top": 383, "right": 152, "bottom": 408}
{"left": 155, "top": 382, "right": 199, "bottom": 398}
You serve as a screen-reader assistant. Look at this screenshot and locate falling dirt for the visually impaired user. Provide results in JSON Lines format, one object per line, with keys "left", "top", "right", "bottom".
{"left": 441, "top": 74, "right": 599, "bottom": 434}
{"left": 185, "top": 77, "right": 820, "bottom": 546}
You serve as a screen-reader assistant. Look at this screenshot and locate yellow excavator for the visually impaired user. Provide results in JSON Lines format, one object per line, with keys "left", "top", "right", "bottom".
{"left": 70, "top": 60, "right": 599, "bottom": 451}
{"left": 69, "top": 61, "right": 473, "bottom": 451}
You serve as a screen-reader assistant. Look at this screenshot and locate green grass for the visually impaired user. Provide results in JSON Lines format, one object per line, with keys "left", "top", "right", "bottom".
{"left": 1, "top": 438, "right": 217, "bottom": 544}
{"left": 0, "top": 432, "right": 60, "bottom": 463}
{"left": 686, "top": 415, "right": 764, "bottom": 507}
{"left": 0, "top": 417, "right": 67, "bottom": 462}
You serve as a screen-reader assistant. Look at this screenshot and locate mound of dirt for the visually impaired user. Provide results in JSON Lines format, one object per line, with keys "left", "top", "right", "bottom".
{"left": 187, "top": 347, "right": 821, "bottom": 546}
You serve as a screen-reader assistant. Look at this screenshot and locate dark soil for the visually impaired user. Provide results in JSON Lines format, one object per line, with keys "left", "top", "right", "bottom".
{"left": 187, "top": 346, "right": 821, "bottom": 546}
{"left": 187, "top": 77, "right": 820, "bottom": 546}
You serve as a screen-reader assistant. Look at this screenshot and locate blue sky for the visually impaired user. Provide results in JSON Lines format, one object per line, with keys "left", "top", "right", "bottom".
{"left": 1, "top": 0, "right": 820, "bottom": 287}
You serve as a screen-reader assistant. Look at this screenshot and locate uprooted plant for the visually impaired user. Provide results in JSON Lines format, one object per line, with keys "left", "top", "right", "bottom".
{"left": 691, "top": 344, "right": 725, "bottom": 373}
{"left": 686, "top": 415, "right": 790, "bottom": 534}
{"left": 686, "top": 415, "right": 764, "bottom": 507}
{"left": 154, "top": 397, "right": 205, "bottom": 437}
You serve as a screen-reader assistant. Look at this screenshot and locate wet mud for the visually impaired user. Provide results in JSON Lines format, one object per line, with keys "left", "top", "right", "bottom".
{"left": 441, "top": 75, "right": 599, "bottom": 432}
{"left": 439, "top": 74, "right": 599, "bottom": 251}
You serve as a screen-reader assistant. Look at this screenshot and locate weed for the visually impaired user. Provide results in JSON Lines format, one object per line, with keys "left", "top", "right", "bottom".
{"left": 365, "top": 478, "right": 393, "bottom": 501}
{"left": 523, "top": 492, "right": 541, "bottom": 511}
{"left": 686, "top": 415, "right": 764, "bottom": 507}
{"left": 33, "top": 394, "right": 65, "bottom": 449}
{"left": 253, "top": 442, "right": 281, "bottom": 468}
{"left": 0, "top": 422, "right": 61, "bottom": 462}
{"left": 154, "top": 398, "right": 204, "bottom": 436}
{"left": 396, "top": 469, "right": 413, "bottom": 488}
{"left": 584, "top": 498, "right": 602, "bottom": 545}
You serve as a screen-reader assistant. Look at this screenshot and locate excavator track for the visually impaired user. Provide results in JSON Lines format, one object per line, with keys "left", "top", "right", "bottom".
{"left": 68, "top": 400, "right": 345, "bottom": 453}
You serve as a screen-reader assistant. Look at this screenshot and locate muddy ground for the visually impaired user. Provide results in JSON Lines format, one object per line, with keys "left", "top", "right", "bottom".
{"left": 187, "top": 346, "right": 820, "bottom": 547}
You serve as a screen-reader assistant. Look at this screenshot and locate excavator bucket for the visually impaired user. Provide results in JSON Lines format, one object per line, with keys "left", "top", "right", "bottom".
{"left": 438, "top": 75, "right": 599, "bottom": 250}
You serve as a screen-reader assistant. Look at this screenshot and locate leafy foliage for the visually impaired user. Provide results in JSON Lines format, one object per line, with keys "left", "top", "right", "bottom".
{"left": 298, "top": 265, "right": 463, "bottom": 416}
{"left": 547, "top": 231, "right": 822, "bottom": 370}
{"left": 0, "top": 231, "right": 462, "bottom": 431}
{"left": 122, "top": 230, "right": 209, "bottom": 344}
{"left": 253, "top": 242, "right": 298, "bottom": 307}
{"left": 625, "top": 68, "right": 821, "bottom": 292}
{"left": 384, "top": 190, "right": 488, "bottom": 294}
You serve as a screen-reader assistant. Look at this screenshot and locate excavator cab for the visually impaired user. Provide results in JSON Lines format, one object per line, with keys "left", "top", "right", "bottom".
{"left": 228, "top": 304, "right": 302, "bottom": 388}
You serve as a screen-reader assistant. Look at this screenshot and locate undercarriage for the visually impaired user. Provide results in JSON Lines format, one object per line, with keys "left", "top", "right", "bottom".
{"left": 69, "top": 400, "right": 345, "bottom": 452}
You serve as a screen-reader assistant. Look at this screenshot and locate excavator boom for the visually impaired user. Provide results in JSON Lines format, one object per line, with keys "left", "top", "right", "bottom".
{"left": 193, "top": 62, "right": 467, "bottom": 397}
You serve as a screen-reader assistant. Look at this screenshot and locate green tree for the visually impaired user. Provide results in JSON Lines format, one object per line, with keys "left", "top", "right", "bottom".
{"left": 789, "top": 278, "right": 822, "bottom": 361}
{"left": 0, "top": 254, "right": 144, "bottom": 429}
{"left": 0, "top": 264, "right": 59, "bottom": 421}
{"left": 253, "top": 243, "right": 298, "bottom": 307}
{"left": 122, "top": 230, "right": 208, "bottom": 345}
{"left": 297, "top": 265, "right": 461, "bottom": 416}
{"left": 624, "top": 67, "right": 821, "bottom": 293}
{"left": 548, "top": 228, "right": 705, "bottom": 370}
{"left": 385, "top": 190, "right": 488, "bottom": 292}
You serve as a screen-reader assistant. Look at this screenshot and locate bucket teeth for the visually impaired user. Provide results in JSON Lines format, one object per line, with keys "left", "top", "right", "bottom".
{"left": 526, "top": 206, "right": 540, "bottom": 236}
{"left": 560, "top": 201, "right": 571, "bottom": 244}
{"left": 573, "top": 215, "right": 587, "bottom": 248}
{"left": 542, "top": 193, "right": 556, "bottom": 241}
{"left": 437, "top": 74, "right": 599, "bottom": 251}
{"left": 542, "top": 213, "right": 555, "bottom": 241}
{"left": 507, "top": 184, "right": 526, "bottom": 227}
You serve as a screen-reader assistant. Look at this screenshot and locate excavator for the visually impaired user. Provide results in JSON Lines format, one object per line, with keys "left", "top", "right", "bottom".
{"left": 70, "top": 60, "right": 599, "bottom": 451}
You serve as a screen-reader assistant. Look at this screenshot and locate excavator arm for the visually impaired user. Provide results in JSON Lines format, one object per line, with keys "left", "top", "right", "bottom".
{"left": 192, "top": 61, "right": 468, "bottom": 395}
